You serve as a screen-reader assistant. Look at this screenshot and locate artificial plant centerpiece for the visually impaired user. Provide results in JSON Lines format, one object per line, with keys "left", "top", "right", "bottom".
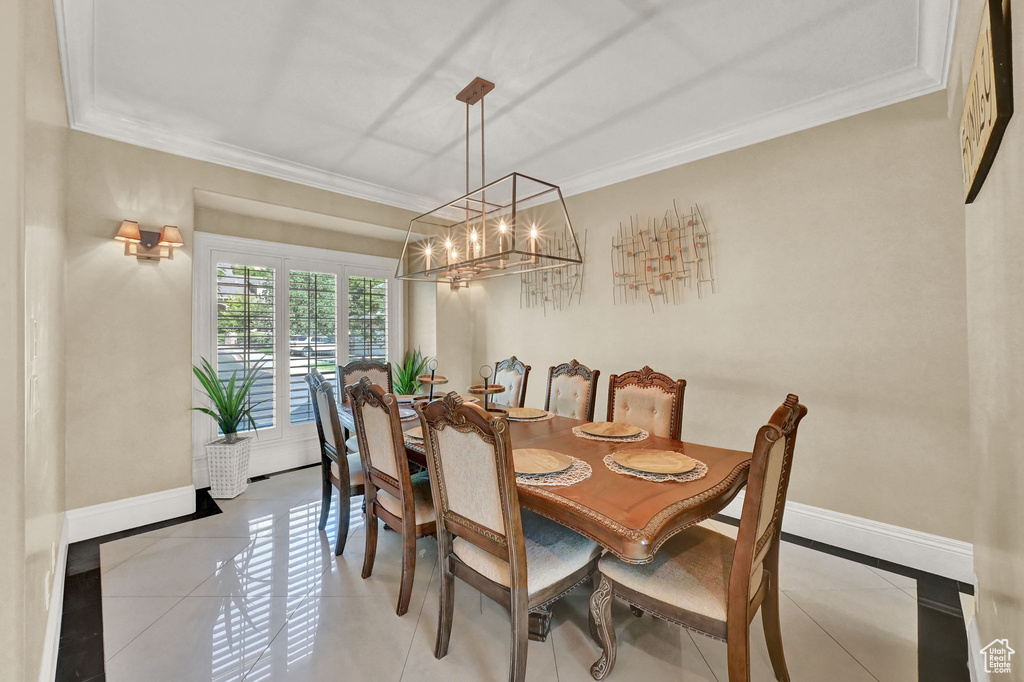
{"left": 392, "top": 348, "right": 431, "bottom": 396}
{"left": 192, "top": 357, "right": 267, "bottom": 498}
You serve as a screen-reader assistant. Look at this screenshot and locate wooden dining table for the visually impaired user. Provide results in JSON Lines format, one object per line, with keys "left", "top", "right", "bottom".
{"left": 338, "top": 408, "right": 752, "bottom": 640}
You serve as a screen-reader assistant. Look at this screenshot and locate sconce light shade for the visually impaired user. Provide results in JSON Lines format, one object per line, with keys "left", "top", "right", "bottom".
{"left": 158, "top": 225, "right": 183, "bottom": 247}
{"left": 115, "top": 220, "right": 142, "bottom": 243}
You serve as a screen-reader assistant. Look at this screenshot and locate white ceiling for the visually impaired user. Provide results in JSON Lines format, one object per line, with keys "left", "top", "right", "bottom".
{"left": 56, "top": 0, "right": 958, "bottom": 213}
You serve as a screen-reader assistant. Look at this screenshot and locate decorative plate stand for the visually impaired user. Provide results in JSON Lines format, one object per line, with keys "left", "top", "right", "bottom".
{"left": 468, "top": 364, "right": 508, "bottom": 417}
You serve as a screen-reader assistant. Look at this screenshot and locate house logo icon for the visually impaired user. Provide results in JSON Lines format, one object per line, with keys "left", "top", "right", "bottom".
{"left": 981, "top": 639, "right": 1015, "bottom": 674}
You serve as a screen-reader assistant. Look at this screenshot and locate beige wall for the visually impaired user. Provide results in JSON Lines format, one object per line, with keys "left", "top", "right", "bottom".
{"left": 0, "top": 0, "right": 27, "bottom": 676}
{"left": 949, "top": 0, "right": 1024, "bottom": 657}
{"left": 65, "top": 133, "right": 418, "bottom": 510}
{"left": 22, "top": 0, "right": 69, "bottom": 677}
{"left": 456, "top": 91, "right": 974, "bottom": 543}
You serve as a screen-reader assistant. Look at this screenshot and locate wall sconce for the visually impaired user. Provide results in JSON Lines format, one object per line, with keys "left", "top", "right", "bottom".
{"left": 115, "top": 220, "right": 183, "bottom": 261}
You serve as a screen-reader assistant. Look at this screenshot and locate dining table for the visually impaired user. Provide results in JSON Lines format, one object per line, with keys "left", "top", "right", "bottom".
{"left": 338, "top": 407, "right": 752, "bottom": 640}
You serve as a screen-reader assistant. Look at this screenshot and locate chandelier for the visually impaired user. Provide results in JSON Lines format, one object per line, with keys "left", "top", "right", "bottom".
{"left": 397, "top": 77, "right": 582, "bottom": 289}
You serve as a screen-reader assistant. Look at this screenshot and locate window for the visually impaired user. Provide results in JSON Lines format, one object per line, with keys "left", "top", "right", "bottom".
{"left": 289, "top": 271, "right": 337, "bottom": 425}
{"left": 193, "top": 233, "right": 402, "bottom": 480}
{"left": 347, "top": 275, "right": 388, "bottom": 362}
{"left": 216, "top": 264, "right": 276, "bottom": 430}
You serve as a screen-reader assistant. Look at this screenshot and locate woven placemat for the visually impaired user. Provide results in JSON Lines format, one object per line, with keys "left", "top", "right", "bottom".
{"left": 516, "top": 456, "right": 592, "bottom": 487}
{"left": 571, "top": 425, "right": 649, "bottom": 443}
{"left": 602, "top": 454, "right": 708, "bottom": 483}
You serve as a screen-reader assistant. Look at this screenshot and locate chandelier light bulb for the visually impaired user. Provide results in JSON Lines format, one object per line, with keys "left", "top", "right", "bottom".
{"left": 424, "top": 245, "right": 432, "bottom": 256}
{"left": 445, "top": 238, "right": 452, "bottom": 250}
{"left": 498, "top": 221, "right": 507, "bottom": 233}
{"left": 530, "top": 225, "right": 539, "bottom": 239}
{"left": 470, "top": 230, "right": 478, "bottom": 243}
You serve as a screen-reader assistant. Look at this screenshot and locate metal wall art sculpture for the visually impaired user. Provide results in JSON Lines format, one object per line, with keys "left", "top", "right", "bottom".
{"left": 520, "top": 229, "right": 586, "bottom": 314}
{"left": 611, "top": 202, "right": 715, "bottom": 311}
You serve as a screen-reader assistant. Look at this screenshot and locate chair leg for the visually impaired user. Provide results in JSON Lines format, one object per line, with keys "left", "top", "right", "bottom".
{"left": 509, "top": 596, "right": 529, "bottom": 682}
{"left": 589, "top": 575, "right": 617, "bottom": 680}
{"left": 317, "top": 461, "right": 331, "bottom": 531}
{"left": 726, "top": 622, "right": 751, "bottom": 682}
{"left": 396, "top": 524, "right": 416, "bottom": 616}
{"left": 334, "top": 486, "right": 352, "bottom": 556}
{"left": 360, "top": 502, "right": 378, "bottom": 579}
{"left": 435, "top": 559, "right": 455, "bottom": 659}
{"left": 761, "top": 575, "right": 790, "bottom": 681}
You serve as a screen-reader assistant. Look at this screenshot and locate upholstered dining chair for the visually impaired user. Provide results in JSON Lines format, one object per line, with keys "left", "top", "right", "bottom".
{"left": 606, "top": 366, "right": 686, "bottom": 440}
{"left": 588, "top": 394, "right": 808, "bottom": 682}
{"left": 544, "top": 359, "right": 600, "bottom": 421}
{"left": 416, "top": 393, "right": 601, "bottom": 682}
{"left": 347, "top": 377, "right": 436, "bottom": 616}
{"left": 306, "top": 369, "right": 365, "bottom": 556}
{"left": 492, "top": 356, "right": 531, "bottom": 408}
{"left": 337, "top": 359, "right": 395, "bottom": 453}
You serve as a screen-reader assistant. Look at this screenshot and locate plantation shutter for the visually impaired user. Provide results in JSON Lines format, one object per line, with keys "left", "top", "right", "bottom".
{"left": 289, "top": 270, "right": 338, "bottom": 425}
{"left": 216, "top": 264, "right": 276, "bottom": 431}
{"left": 347, "top": 276, "right": 388, "bottom": 363}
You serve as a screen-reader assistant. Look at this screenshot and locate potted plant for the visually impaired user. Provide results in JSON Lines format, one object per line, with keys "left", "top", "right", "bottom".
{"left": 392, "top": 347, "right": 431, "bottom": 395}
{"left": 192, "top": 357, "right": 267, "bottom": 499}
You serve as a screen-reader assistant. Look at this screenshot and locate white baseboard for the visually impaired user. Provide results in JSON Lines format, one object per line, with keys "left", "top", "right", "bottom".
{"left": 718, "top": 492, "right": 974, "bottom": 583}
{"left": 38, "top": 515, "right": 68, "bottom": 682}
{"left": 66, "top": 485, "right": 196, "bottom": 543}
{"left": 967, "top": 616, "right": 988, "bottom": 682}
{"left": 192, "top": 436, "right": 319, "bottom": 489}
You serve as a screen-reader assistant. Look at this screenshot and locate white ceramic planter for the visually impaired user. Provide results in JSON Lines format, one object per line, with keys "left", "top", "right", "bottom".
{"left": 206, "top": 436, "right": 252, "bottom": 499}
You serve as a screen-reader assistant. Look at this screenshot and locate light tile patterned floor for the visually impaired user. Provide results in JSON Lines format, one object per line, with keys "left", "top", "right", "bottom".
{"left": 101, "top": 467, "right": 921, "bottom": 681}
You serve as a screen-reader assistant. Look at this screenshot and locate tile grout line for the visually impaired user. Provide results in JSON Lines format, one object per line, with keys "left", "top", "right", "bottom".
{"left": 781, "top": 589, "right": 884, "bottom": 682}
{"left": 101, "top": 595, "right": 186, "bottom": 664}
{"left": 399, "top": 557, "right": 439, "bottom": 681}
{"left": 686, "top": 630, "right": 721, "bottom": 682}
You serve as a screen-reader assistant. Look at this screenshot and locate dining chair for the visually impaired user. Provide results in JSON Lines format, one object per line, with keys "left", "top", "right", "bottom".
{"left": 492, "top": 356, "right": 531, "bottom": 408}
{"left": 337, "top": 359, "right": 395, "bottom": 452}
{"left": 416, "top": 393, "right": 601, "bottom": 682}
{"left": 588, "top": 394, "right": 808, "bottom": 682}
{"left": 306, "top": 369, "right": 365, "bottom": 556}
{"left": 544, "top": 359, "right": 600, "bottom": 421}
{"left": 606, "top": 366, "right": 686, "bottom": 440}
{"left": 347, "top": 377, "right": 436, "bottom": 616}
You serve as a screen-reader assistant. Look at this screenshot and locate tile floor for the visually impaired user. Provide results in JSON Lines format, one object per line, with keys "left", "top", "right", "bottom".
{"left": 98, "top": 466, "right": 940, "bottom": 681}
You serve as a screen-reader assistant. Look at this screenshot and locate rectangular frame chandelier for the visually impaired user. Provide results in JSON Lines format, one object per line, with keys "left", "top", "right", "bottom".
{"left": 397, "top": 78, "right": 582, "bottom": 288}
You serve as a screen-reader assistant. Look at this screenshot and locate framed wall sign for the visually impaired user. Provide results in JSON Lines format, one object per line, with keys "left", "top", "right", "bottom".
{"left": 960, "top": 0, "right": 1013, "bottom": 204}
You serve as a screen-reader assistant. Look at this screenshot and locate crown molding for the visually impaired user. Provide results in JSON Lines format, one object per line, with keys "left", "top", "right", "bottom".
{"left": 54, "top": 0, "right": 959, "bottom": 211}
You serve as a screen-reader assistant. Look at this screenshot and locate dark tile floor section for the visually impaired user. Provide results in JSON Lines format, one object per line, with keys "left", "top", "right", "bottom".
{"left": 55, "top": 489, "right": 221, "bottom": 682}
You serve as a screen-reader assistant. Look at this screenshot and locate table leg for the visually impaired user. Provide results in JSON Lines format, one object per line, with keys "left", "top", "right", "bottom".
{"left": 528, "top": 606, "right": 552, "bottom": 642}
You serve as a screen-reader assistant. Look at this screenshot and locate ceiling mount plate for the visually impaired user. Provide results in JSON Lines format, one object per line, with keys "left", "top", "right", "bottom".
{"left": 456, "top": 77, "right": 495, "bottom": 105}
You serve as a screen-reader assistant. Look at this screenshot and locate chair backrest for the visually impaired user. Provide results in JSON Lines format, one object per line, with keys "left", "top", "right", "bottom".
{"left": 545, "top": 359, "right": 600, "bottom": 421}
{"left": 305, "top": 370, "right": 353, "bottom": 484}
{"left": 338, "top": 359, "right": 393, "bottom": 405}
{"left": 416, "top": 393, "right": 527, "bottom": 582}
{"left": 492, "top": 356, "right": 531, "bottom": 408}
{"left": 729, "top": 394, "right": 807, "bottom": 614}
{"left": 346, "top": 377, "right": 411, "bottom": 508}
{"left": 606, "top": 366, "right": 686, "bottom": 439}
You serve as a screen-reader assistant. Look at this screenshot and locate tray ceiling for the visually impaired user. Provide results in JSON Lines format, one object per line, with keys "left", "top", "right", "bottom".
{"left": 55, "top": 0, "right": 958, "bottom": 212}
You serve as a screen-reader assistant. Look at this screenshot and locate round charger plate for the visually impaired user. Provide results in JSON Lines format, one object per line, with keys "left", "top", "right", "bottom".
{"left": 398, "top": 407, "right": 417, "bottom": 420}
{"left": 612, "top": 449, "right": 696, "bottom": 474}
{"left": 396, "top": 394, "right": 428, "bottom": 403}
{"left": 579, "top": 421, "right": 644, "bottom": 438}
{"left": 405, "top": 426, "right": 423, "bottom": 440}
{"left": 507, "top": 407, "right": 549, "bottom": 421}
{"left": 513, "top": 448, "right": 573, "bottom": 475}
